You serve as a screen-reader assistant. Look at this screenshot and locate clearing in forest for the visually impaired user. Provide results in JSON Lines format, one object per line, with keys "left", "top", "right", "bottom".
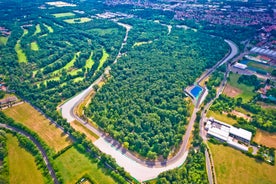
{"left": 224, "top": 73, "right": 255, "bottom": 102}
{"left": 85, "top": 51, "right": 94, "bottom": 69}
{"left": 52, "top": 12, "right": 75, "bottom": 18}
{"left": 96, "top": 49, "right": 108, "bottom": 72}
{"left": 209, "top": 142, "right": 276, "bottom": 184}
{"left": 7, "top": 134, "right": 44, "bottom": 184}
{"left": 54, "top": 147, "right": 116, "bottom": 184}
{"left": 43, "top": 23, "right": 54, "bottom": 33}
{"left": 3, "top": 103, "right": 72, "bottom": 152}
{"left": 0, "top": 36, "right": 8, "bottom": 45}
{"left": 34, "top": 24, "right": 41, "bottom": 35}
{"left": 254, "top": 130, "right": 276, "bottom": 148}
{"left": 31, "top": 41, "right": 39, "bottom": 51}
{"left": 15, "top": 29, "right": 28, "bottom": 63}
{"left": 52, "top": 52, "right": 80, "bottom": 75}
{"left": 64, "top": 17, "right": 91, "bottom": 24}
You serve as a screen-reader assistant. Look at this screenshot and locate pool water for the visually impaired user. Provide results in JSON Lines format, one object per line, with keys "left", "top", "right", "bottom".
{"left": 190, "top": 85, "right": 203, "bottom": 99}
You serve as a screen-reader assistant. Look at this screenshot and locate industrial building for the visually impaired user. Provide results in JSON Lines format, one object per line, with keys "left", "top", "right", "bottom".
{"left": 233, "top": 63, "right": 248, "bottom": 70}
{"left": 205, "top": 118, "right": 252, "bottom": 151}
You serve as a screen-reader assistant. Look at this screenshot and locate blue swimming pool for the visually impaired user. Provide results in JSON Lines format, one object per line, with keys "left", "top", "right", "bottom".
{"left": 190, "top": 85, "right": 203, "bottom": 99}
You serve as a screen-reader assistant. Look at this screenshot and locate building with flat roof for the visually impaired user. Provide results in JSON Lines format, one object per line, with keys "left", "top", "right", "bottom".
{"left": 205, "top": 118, "right": 252, "bottom": 151}
{"left": 233, "top": 63, "right": 248, "bottom": 70}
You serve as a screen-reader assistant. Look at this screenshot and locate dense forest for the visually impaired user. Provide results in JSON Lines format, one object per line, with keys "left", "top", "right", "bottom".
{"left": 85, "top": 20, "right": 228, "bottom": 158}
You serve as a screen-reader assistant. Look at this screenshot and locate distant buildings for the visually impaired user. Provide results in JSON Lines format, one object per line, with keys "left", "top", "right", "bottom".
{"left": 250, "top": 47, "right": 276, "bottom": 59}
{"left": 205, "top": 118, "right": 252, "bottom": 151}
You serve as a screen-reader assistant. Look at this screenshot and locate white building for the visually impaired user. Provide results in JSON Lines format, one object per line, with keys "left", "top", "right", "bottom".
{"left": 233, "top": 63, "right": 247, "bottom": 70}
{"left": 205, "top": 118, "right": 252, "bottom": 151}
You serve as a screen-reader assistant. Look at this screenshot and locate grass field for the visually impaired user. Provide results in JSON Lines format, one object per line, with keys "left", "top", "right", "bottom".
{"left": 85, "top": 51, "right": 94, "bottom": 69}
{"left": 4, "top": 103, "right": 72, "bottom": 152}
{"left": 247, "top": 61, "right": 274, "bottom": 73}
{"left": 254, "top": 129, "right": 276, "bottom": 148}
{"left": 54, "top": 147, "right": 116, "bottom": 184}
{"left": 97, "top": 49, "right": 109, "bottom": 72}
{"left": 206, "top": 110, "right": 237, "bottom": 125}
{"left": 31, "top": 41, "right": 39, "bottom": 51}
{"left": 43, "top": 23, "right": 54, "bottom": 33}
{"left": 64, "top": 17, "right": 92, "bottom": 24}
{"left": 224, "top": 73, "right": 255, "bottom": 102}
{"left": 15, "top": 29, "right": 28, "bottom": 63}
{"left": 70, "top": 120, "right": 99, "bottom": 142}
{"left": 209, "top": 142, "right": 276, "bottom": 184}
{"left": 52, "top": 12, "right": 75, "bottom": 18}
{"left": 7, "top": 134, "right": 44, "bottom": 184}
{"left": 34, "top": 24, "right": 41, "bottom": 35}
{"left": 0, "top": 36, "right": 8, "bottom": 45}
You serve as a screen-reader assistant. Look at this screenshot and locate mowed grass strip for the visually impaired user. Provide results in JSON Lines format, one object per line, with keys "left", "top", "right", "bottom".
{"left": 4, "top": 103, "right": 72, "bottom": 152}
{"left": 254, "top": 129, "right": 276, "bottom": 148}
{"left": 206, "top": 110, "right": 237, "bottom": 125}
{"left": 54, "top": 147, "right": 116, "bottom": 184}
{"left": 7, "top": 134, "right": 44, "bottom": 184}
{"left": 97, "top": 49, "right": 109, "bottom": 72}
{"left": 225, "top": 73, "right": 255, "bottom": 102}
{"left": 15, "top": 29, "right": 28, "bottom": 63}
{"left": 43, "top": 23, "right": 54, "bottom": 33}
{"left": 209, "top": 142, "right": 276, "bottom": 184}
{"left": 52, "top": 12, "right": 75, "bottom": 18}
{"left": 34, "top": 24, "right": 41, "bottom": 35}
{"left": 85, "top": 51, "right": 94, "bottom": 69}
{"left": 64, "top": 17, "right": 91, "bottom": 24}
{"left": 71, "top": 120, "right": 99, "bottom": 142}
{"left": 31, "top": 41, "right": 39, "bottom": 51}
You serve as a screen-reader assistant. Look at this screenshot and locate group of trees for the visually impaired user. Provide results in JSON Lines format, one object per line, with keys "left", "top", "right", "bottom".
{"left": 238, "top": 75, "right": 260, "bottom": 88}
{"left": 0, "top": 130, "right": 8, "bottom": 183}
{"left": 210, "top": 94, "right": 276, "bottom": 133}
{"left": 204, "top": 65, "right": 225, "bottom": 103}
{"left": 85, "top": 20, "right": 228, "bottom": 158}
{"left": 155, "top": 111, "right": 208, "bottom": 184}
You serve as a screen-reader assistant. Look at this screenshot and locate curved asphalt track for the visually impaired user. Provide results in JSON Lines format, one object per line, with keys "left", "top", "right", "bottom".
{"left": 0, "top": 124, "right": 59, "bottom": 184}
{"left": 61, "top": 36, "right": 238, "bottom": 181}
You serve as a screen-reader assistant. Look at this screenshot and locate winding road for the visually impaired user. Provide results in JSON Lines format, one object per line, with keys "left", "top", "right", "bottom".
{"left": 0, "top": 123, "right": 59, "bottom": 184}
{"left": 61, "top": 23, "right": 239, "bottom": 181}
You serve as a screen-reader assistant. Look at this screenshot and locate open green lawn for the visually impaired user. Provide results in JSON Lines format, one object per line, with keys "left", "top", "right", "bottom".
{"left": 54, "top": 147, "right": 116, "bottom": 184}
{"left": 89, "top": 28, "right": 118, "bottom": 36}
{"left": 209, "top": 142, "right": 276, "bottom": 184}
{"left": 52, "top": 52, "right": 80, "bottom": 75}
{"left": 0, "top": 36, "right": 8, "bottom": 45}
{"left": 43, "top": 23, "right": 53, "bottom": 33}
{"left": 31, "top": 41, "right": 39, "bottom": 51}
{"left": 64, "top": 17, "right": 92, "bottom": 24}
{"left": 34, "top": 24, "right": 41, "bottom": 35}
{"left": 7, "top": 134, "right": 44, "bottom": 184}
{"left": 206, "top": 110, "right": 237, "bottom": 125}
{"left": 247, "top": 61, "right": 274, "bottom": 73}
{"left": 52, "top": 12, "right": 75, "bottom": 18}
{"left": 97, "top": 49, "right": 109, "bottom": 72}
{"left": 227, "top": 73, "right": 255, "bottom": 102}
{"left": 15, "top": 29, "right": 28, "bottom": 63}
{"left": 85, "top": 51, "right": 94, "bottom": 69}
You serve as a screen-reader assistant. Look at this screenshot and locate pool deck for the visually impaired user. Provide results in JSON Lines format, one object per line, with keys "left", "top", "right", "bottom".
{"left": 184, "top": 85, "right": 207, "bottom": 107}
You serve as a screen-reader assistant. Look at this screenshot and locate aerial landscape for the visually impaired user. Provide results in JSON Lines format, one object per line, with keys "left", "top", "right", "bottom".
{"left": 0, "top": 0, "right": 275, "bottom": 183}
